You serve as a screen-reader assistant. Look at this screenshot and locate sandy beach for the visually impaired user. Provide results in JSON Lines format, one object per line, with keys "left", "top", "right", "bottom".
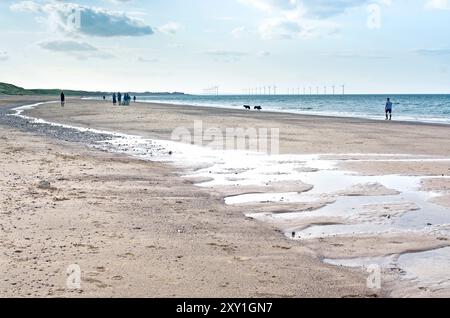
{"left": 1, "top": 97, "right": 450, "bottom": 297}
{"left": 3, "top": 0, "right": 450, "bottom": 303}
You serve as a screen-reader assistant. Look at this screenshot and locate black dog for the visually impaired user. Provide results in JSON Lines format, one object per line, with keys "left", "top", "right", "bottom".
{"left": 243, "top": 105, "right": 251, "bottom": 110}
{"left": 254, "top": 106, "right": 262, "bottom": 111}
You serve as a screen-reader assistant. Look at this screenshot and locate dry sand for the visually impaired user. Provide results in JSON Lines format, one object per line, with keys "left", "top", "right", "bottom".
{"left": 0, "top": 97, "right": 374, "bottom": 298}
{"left": 1, "top": 97, "right": 450, "bottom": 297}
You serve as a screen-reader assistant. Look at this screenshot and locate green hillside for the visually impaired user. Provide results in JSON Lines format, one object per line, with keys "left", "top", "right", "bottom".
{"left": 0, "top": 82, "right": 28, "bottom": 95}
{"left": 0, "top": 82, "right": 186, "bottom": 97}
{"left": 0, "top": 82, "right": 105, "bottom": 96}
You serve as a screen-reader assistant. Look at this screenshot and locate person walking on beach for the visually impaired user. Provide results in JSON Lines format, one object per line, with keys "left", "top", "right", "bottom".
{"left": 113, "top": 93, "right": 117, "bottom": 105}
{"left": 60, "top": 91, "right": 65, "bottom": 108}
{"left": 118, "top": 92, "right": 122, "bottom": 106}
{"left": 385, "top": 98, "right": 393, "bottom": 120}
{"left": 133, "top": 96, "right": 136, "bottom": 103}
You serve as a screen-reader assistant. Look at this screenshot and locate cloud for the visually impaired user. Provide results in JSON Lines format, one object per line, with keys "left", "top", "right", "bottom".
{"left": 414, "top": 48, "right": 450, "bottom": 56}
{"left": 106, "top": 0, "right": 134, "bottom": 3}
{"left": 212, "top": 16, "right": 236, "bottom": 21}
{"left": 231, "top": 26, "right": 247, "bottom": 38}
{"left": 425, "top": 0, "right": 450, "bottom": 10}
{"left": 38, "top": 40, "right": 113, "bottom": 60}
{"left": 10, "top": 1, "right": 41, "bottom": 13}
{"left": 328, "top": 52, "right": 390, "bottom": 59}
{"left": 205, "top": 50, "right": 247, "bottom": 62}
{"left": 39, "top": 40, "right": 97, "bottom": 52}
{"left": 239, "top": 0, "right": 371, "bottom": 16}
{"left": 259, "top": 16, "right": 338, "bottom": 39}
{"left": 0, "top": 51, "right": 9, "bottom": 61}
{"left": 11, "top": 1, "right": 154, "bottom": 37}
{"left": 157, "top": 22, "right": 183, "bottom": 35}
{"left": 259, "top": 18, "right": 302, "bottom": 39}
{"left": 239, "top": 0, "right": 390, "bottom": 39}
{"left": 258, "top": 50, "right": 271, "bottom": 57}
{"left": 137, "top": 56, "right": 159, "bottom": 63}
{"left": 238, "top": 0, "right": 297, "bottom": 12}
{"left": 168, "top": 43, "right": 183, "bottom": 48}
{"left": 299, "top": 0, "right": 373, "bottom": 18}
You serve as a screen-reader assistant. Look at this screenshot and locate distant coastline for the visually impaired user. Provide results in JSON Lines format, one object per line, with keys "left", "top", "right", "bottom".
{"left": 0, "top": 82, "right": 186, "bottom": 97}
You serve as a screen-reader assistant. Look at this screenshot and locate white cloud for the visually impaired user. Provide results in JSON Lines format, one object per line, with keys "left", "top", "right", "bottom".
{"left": 106, "top": 0, "right": 134, "bottom": 3}
{"left": 38, "top": 40, "right": 113, "bottom": 60}
{"left": 414, "top": 48, "right": 450, "bottom": 56}
{"left": 299, "top": 0, "right": 371, "bottom": 18}
{"left": 425, "top": 0, "right": 450, "bottom": 10}
{"left": 39, "top": 40, "right": 97, "bottom": 52}
{"left": 231, "top": 26, "right": 247, "bottom": 38}
{"left": 240, "top": 0, "right": 391, "bottom": 39}
{"left": 212, "top": 16, "right": 236, "bottom": 21}
{"left": 158, "top": 22, "right": 183, "bottom": 35}
{"left": 11, "top": 1, "right": 154, "bottom": 37}
{"left": 168, "top": 43, "right": 183, "bottom": 48}
{"left": 137, "top": 56, "right": 159, "bottom": 63}
{"left": 239, "top": 0, "right": 373, "bottom": 16}
{"left": 328, "top": 51, "right": 389, "bottom": 59}
{"left": 258, "top": 15, "right": 339, "bottom": 39}
{"left": 205, "top": 50, "right": 247, "bottom": 62}
{"left": 239, "top": 0, "right": 297, "bottom": 12}
{"left": 259, "top": 18, "right": 301, "bottom": 39}
{"left": 10, "top": 1, "right": 41, "bottom": 13}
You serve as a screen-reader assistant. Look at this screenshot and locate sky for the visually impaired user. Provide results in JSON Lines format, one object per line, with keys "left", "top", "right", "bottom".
{"left": 0, "top": 0, "right": 449, "bottom": 94}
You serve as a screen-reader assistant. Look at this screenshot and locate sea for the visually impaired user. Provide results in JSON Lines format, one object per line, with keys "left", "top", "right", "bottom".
{"left": 136, "top": 94, "right": 450, "bottom": 124}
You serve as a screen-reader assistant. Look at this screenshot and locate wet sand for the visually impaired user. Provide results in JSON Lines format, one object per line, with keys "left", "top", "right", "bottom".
{"left": 2, "top": 97, "right": 450, "bottom": 297}
{"left": 27, "top": 99, "right": 450, "bottom": 156}
{"left": 0, "top": 96, "right": 374, "bottom": 298}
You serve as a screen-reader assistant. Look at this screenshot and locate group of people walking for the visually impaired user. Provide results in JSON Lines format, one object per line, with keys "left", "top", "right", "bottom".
{"left": 112, "top": 92, "right": 136, "bottom": 106}
{"left": 60, "top": 92, "right": 137, "bottom": 107}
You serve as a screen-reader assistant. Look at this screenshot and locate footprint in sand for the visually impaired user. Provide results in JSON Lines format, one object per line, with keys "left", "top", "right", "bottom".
{"left": 96, "top": 266, "right": 106, "bottom": 272}
{"left": 83, "top": 278, "right": 109, "bottom": 289}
